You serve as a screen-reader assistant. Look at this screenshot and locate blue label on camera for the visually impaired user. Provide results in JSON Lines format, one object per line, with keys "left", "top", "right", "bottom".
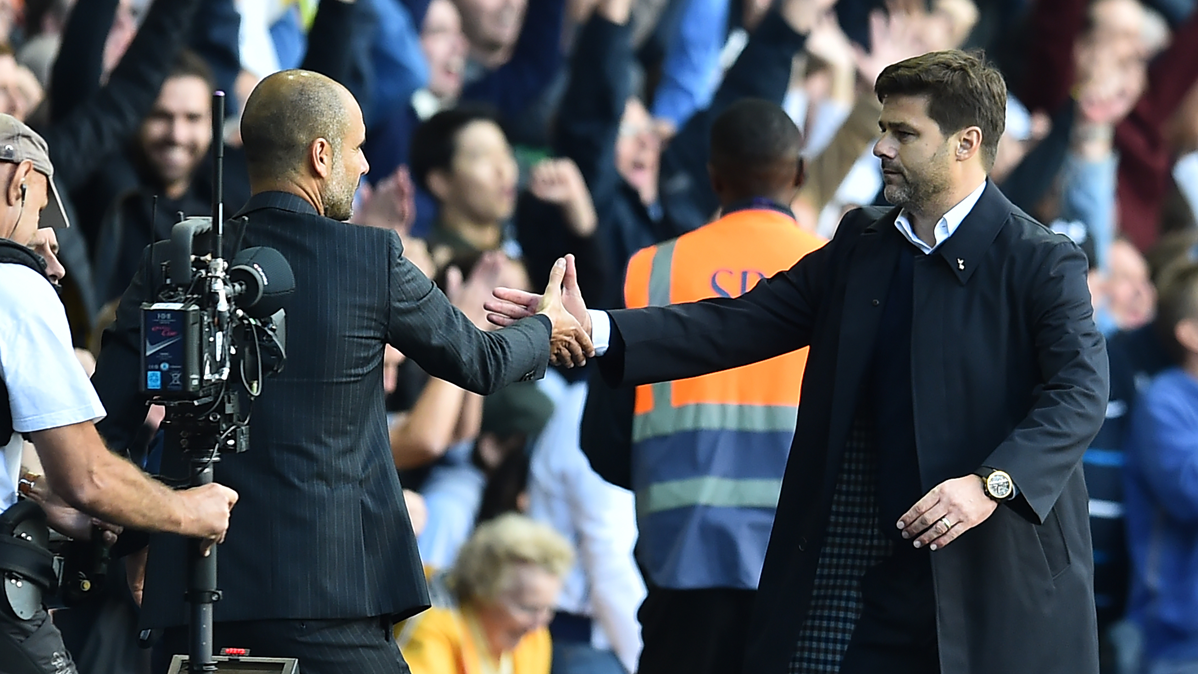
{"left": 147, "top": 371, "right": 162, "bottom": 390}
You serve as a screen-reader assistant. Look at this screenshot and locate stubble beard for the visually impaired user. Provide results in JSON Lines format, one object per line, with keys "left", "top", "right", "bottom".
{"left": 883, "top": 148, "right": 953, "bottom": 214}
{"left": 324, "top": 175, "right": 357, "bottom": 222}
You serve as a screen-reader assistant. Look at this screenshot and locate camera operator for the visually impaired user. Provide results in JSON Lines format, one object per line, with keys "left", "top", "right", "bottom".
{"left": 91, "top": 69, "right": 590, "bottom": 674}
{"left": 0, "top": 114, "right": 239, "bottom": 673}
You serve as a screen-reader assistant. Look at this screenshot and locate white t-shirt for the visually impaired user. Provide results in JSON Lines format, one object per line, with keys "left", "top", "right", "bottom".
{"left": 0, "top": 263, "right": 106, "bottom": 511}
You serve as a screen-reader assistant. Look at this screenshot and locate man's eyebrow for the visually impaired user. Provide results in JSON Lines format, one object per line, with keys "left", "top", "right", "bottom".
{"left": 879, "top": 120, "right": 918, "bottom": 133}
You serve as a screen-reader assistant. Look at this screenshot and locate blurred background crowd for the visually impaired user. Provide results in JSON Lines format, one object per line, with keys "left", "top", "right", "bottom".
{"left": 11, "top": 0, "right": 1198, "bottom": 671}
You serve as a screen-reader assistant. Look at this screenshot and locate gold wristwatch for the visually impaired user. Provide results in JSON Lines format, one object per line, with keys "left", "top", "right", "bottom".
{"left": 973, "top": 467, "right": 1015, "bottom": 502}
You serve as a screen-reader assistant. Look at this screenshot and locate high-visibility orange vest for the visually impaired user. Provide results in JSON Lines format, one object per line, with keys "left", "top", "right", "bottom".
{"left": 624, "top": 206, "right": 825, "bottom": 589}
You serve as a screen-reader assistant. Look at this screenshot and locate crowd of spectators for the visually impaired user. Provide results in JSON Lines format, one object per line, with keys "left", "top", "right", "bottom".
{"left": 8, "top": 0, "right": 1198, "bottom": 671}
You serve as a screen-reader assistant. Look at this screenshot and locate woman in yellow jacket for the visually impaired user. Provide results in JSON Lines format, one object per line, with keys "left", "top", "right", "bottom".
{"left": 398, "top": 514, "right": 575, "bottom": 674}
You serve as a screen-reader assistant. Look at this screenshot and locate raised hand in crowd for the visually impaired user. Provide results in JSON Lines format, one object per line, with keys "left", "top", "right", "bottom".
{"left": 1067, "top": 28, "right": 1147, "bottom": 163}
{"left": 446, "top": 250, "right": 508, "bottom": 329}
{"left": 488, "top": 255, "right": 593, "bottom": 366}
{"left": 353, "top": 164, "right": 418, "bottom": 234}
{"left": 528, "top": 157, "right": 598, "bottom": 237}
{"left": 803, "top": 11, "right": 857, "bottom": 104}
{"left": 780, "top": 0, "right": 842, "bottom": 34}
{"left": 853, "top": 9, "right": 927, "bottom": 87}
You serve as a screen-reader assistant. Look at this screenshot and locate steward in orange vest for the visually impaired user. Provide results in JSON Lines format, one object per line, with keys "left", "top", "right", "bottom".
{"left": 624, "top": 203, "right": 824, "bottom": 590}
{"left": 581, "top": 98, "right": 824, "bottom": 674}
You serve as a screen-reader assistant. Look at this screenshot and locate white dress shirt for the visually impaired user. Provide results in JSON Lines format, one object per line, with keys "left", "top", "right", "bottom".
{"left": 893, "top": 180, "right": 987, "bottom": 254}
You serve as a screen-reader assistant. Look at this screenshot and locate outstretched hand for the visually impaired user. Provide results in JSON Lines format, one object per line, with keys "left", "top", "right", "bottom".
{"left": 487, "top": 255, "right": 594, "bottom": 367}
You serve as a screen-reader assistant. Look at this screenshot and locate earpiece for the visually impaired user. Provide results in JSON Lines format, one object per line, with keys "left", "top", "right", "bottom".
{"left": 19, "top": 182, "right": 26, "bottom": 206}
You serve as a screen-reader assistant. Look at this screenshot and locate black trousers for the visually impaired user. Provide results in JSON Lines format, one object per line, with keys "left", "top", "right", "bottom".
{"left": 636, "top": 587, "right": 756, "bottom": 674}
{"left": 0, "top": 605, "right": 79, "bottom": 674}
{"left": 152, "top": 616, "right": 410, "bottom": 674}
{"left": 839, "top": 545, "right": 939, "bottom": 674}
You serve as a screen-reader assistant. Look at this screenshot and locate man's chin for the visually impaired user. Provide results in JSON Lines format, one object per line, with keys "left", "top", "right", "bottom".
{"left": 882, "top": 186, "right": 904, "bottom": 205}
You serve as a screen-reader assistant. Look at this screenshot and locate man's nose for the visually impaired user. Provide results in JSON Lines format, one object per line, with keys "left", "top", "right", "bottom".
{"left": 169, "top": 119, "right": 189, "bottom": 144}
{"left": 45, "top": 254, "right": 65, "bottom": 284}
{"left": 873, "top": 137, "right": 892, "bottom": 158}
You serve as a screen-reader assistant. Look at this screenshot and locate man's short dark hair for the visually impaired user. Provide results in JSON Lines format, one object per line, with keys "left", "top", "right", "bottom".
{"left": 874, "top": 49, "right": 1007, "bottom": 170}
{"left": 241, "top": 70, "right": 350, "bottom": 181}
{"left": 169, "top": 49, "right": 217, "bottom": 93}
{"left": 708, "top": 98, "right": 803, "bottom": 194}
{"left": 1156, "top": 262, "right": 1198, "bottom": 364}
{"left": 409, "top": 106, "right": 502, "bottom": 193}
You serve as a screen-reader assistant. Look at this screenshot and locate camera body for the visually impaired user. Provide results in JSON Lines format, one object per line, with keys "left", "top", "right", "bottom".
{"left": 138, "top": 216, "right": 292, "bottom": 457}
{"left": 141, "top": 300, "right": 208, "bottom": 399}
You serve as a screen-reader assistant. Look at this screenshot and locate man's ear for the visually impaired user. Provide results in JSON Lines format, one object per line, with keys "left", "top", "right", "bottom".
{"left": 955, "top": 127, "right": 983, "bottom": 162}
{"left": 309, "top": 138, "right": 334, "bottom": 179}
{"left": 794, "top": 156, "right": 806, "bottom": 190}
{"left": 426, "top": 169, "right": 452, "bottom": 202}
{"left": 6, "top": 160, "right": 33, "bottom": 207}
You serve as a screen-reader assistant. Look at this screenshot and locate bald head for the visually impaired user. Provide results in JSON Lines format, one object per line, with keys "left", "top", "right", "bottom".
{"left": 708, "top": 99, "right": 804, "bottom": 205}
{"left": 241, "top": 70, "right": 353, "bottom": 182}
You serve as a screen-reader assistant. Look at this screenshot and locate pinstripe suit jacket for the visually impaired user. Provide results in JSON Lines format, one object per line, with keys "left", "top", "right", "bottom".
{"left": 92, "top": 191, "right": 551, "bottom": 627}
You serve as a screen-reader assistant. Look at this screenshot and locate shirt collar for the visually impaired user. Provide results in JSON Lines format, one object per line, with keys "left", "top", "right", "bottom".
{"left": 235, "top": 191, "right": 320, "bottom": 218}
{"left": 893, "top": 180, "right": 987, "bottom": 254}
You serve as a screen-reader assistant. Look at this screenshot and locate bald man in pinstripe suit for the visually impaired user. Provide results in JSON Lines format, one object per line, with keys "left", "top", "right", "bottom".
{"left": 91, "top": 69, "right": 592, "bottom": 674}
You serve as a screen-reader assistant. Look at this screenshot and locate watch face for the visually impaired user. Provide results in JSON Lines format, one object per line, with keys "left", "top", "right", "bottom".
{"left": 987, "top": 471, "right": 1014, "bottom": 499}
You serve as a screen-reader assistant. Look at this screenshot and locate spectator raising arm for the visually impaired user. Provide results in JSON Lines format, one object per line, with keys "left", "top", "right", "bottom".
{"left": 659, "top": 0, "right": 832, "bottom": 234}
{"left": 43, "top": 0, "right": 205, "bottom": 194}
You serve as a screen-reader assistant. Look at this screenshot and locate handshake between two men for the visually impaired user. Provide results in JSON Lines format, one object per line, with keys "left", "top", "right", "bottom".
{"left": 488, "top": 254, "right": 596, "bottom": 368}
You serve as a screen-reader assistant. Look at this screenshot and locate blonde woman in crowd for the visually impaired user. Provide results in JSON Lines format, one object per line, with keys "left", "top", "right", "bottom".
{"left": 399, "top": 514, "right": 574, "bottom": 674}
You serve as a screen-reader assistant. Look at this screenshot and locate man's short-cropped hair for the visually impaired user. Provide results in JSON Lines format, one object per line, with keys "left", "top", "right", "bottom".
{"left": 874, "top": 49, "right": 1007, "bottom": 171}
{"left": 409, "top": 105, "right": 502, "bottom": 194}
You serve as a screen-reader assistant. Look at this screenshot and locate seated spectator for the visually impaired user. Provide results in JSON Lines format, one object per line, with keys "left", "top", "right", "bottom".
{"left": 399, "top": 513, "right": 574, "bottom": 674}
{"left": 418, "top": 378, "right": 554, "bottom": 569}
{"left": 1095, "top": 238, "right": 1157, "bottom": 335}
{"left": 409, "top": 106, "right": 604, "bottom": 301}
{"left": 1125, "top": 262, "right": 1198, "bottom": 673}
{"left": 410, "top": 106, "right": 521, "bottom": 266}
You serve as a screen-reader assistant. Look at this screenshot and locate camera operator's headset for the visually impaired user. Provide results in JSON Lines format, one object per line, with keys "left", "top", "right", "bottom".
{"left": 2, "top": 181, "right": 28, "bottom": 241}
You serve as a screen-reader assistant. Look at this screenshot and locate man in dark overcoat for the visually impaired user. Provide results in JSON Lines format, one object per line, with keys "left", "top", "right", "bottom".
{"left": 487, "top": 49, "right": 1109, "bottom": 674}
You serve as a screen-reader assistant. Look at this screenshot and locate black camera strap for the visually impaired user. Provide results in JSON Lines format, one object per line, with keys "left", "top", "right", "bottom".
{"left": 0, "top": 627, "right": 46, "bottom": 674}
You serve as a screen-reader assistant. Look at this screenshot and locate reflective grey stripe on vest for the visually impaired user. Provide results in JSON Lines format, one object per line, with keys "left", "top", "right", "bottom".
{"left": 632, "top": 239, "right": 793, "bottom": 516}
{"left": 640, "top": 476, "right": 783, "bottom": 515}
{"left": 633, "top": 403, "right": 798, "bottom": 442}
{"left": 642, "top": 240, "right": 676, "bottom": 428}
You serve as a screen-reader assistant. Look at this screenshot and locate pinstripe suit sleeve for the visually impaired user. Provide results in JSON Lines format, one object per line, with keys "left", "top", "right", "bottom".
{"left": 384, "top": 231, "right": 551, "bottom": 394}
